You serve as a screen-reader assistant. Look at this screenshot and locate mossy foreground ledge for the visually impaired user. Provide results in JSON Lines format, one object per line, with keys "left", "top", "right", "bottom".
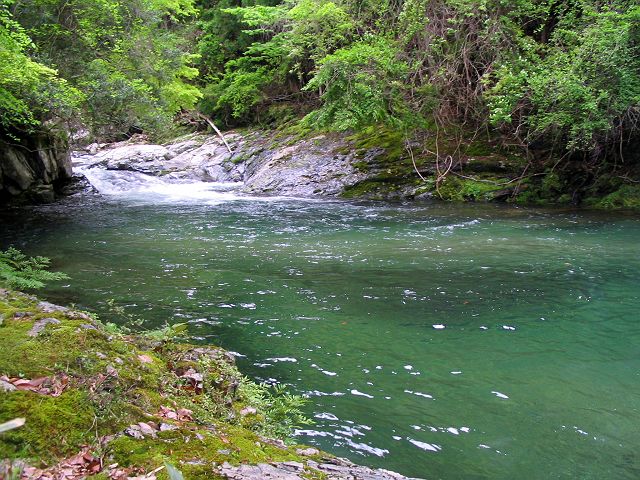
{"left": 0, "top": 289, "right": 419, "bottom": 480}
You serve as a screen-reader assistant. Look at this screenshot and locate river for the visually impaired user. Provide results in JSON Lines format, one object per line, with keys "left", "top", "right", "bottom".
{"left": 1, "top": 170, "right": 639, "bottom": 479}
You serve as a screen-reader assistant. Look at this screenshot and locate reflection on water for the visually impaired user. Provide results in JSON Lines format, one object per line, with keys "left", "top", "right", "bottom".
{"left": 1, "top": 183, "right": 640, "bottom": 479}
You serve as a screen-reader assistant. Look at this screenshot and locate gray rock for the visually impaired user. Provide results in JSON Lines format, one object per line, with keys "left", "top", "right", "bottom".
{"left": 28, "top": 318, "right": 61, "bottom": 337}
{"left": 216, "top": 457, "right": 424, "bottom": 480}
{"left": 281, "top": 461, "right": 304, "bottom": 471}
{"left": 241, "top": 141, "right": 366, "bottom": 197}
{"left": 0, "top": 378, "right": 16, "bottom": 392}
{"left": 218, "top": 462, "right": 303, "bottom": 480}
{"left": 70, "top": 129, "right": 436, "bottom": 202}
{"left": 1, "top": 132, "right": 72, "bottom": 204}
{"left": 93, "top": 144, "right": 171, "bottom": 172}
{"left": 296, "top": 448, "right": 320, "bottom": 456}
{"left": 59, "top": 173, "right": 97, "bottom": 196}
{"left": 37, "top": 301, "right": 69, "bottom": 314}
{"left": 160, "top": 423, "right": 178, "bottom": 432}
{"left": 137, "top": 422, "right": 157, "bottom": 438}
{"left": 66, "top": 310, "right": 93, "bottom": 321}
{"left": 124, "top": 425, "right": 144, "bottom": 440}
{"left": 165, "top": 138, "right": 202, "bottom": 157}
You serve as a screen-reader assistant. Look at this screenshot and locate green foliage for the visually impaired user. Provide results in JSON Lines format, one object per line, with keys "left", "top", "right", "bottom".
{"left": 9, "top": 0, "right": 201, "bottom": 140}
{"left": 199, "top": 0, "right": 357, "bottom": 125}
{"left": 0, "top": 247, "right": 68, "bottom": 290}
{"left": 487, "top": 4, "right": 640, "bottom": 153}
{"left": 238, "top": 381, "right": 313, "bottom": 439}
{"left": 196, "top": 0, "right": 639, "bottom": 168}
{"left": 143, "top": 322, "right": 189, "bottom": 341}
{"left": 589, "top": 184, "right": 640, "bottom": 209}
{"left": 303, "top": 38, "right": 409, "bottom": 130}
{"left": 6, "top": 0, "right": 639, "bottom": 167}
{"left": 0, "top": 2, "right": 81, "bottom": 132}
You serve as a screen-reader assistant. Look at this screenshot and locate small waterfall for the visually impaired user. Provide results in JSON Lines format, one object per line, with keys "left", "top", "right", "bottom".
{"left": 77, "top": 166, "right": 243, "bottom": 204}
{"left": 67, "top": 141, "right": 254, "bottom": 206}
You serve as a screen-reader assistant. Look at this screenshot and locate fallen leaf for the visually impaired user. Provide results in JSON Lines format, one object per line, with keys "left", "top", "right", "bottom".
{"left": 176, "top": 408, "right": 193, "bottom": 421}
{"left": 137, "top": 354, "right": 153, "bottom": 364}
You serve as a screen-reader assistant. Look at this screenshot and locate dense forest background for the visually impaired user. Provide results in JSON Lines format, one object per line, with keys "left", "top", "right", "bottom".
{"left": 1, "top": 0, "right": 639, "bottom": 168}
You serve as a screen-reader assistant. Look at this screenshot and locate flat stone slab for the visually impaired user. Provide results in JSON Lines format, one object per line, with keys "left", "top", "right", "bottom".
{"left": 216, "top": 457, "right": 423, "bottom": 480}
{"left": 28, "top": 318, "right": 61, "bottom": 337}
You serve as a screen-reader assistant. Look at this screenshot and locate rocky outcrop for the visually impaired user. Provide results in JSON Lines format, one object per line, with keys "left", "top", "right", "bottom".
{"left": 75, "top": 131, "right": 379, "bottom": 198}
{"left": 0, "top": 132, "right": 72, "bottom": 203}
{"left": 74, "top": 128, "right": 527, "bottom": 201}
{"left": 217, "top": 456, "right": 420, "bottom": 479}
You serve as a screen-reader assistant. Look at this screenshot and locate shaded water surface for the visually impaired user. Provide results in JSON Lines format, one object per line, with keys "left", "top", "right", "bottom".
{"left": 1, "top": 190, "right": 639, "bottom": 479}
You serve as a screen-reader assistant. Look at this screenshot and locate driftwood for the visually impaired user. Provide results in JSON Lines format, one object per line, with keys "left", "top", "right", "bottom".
{"left": 195, "top": 112, "right": 232, "bottom": 153}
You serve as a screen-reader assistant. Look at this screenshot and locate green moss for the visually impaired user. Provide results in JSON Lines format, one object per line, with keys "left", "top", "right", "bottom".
{"left": 0, "top": 315, "right": 113, "bottom": 378}
{"left": 462, "top": 140, "right": 494, "bottom": 157}
{"left": 347, "top": 125, "right": 405, "bottom": 162}
{"left": 589, "top": 184, "right": 640, "bottom": 209}
{"left": 274, "top": 120, "right": 317, "bottom": 143}
{"left": 108, "top": 425, "right": 299, "bottom": 478}
{"left": 302, "top": 469, "right": 329, "bottom": 480}
{"left": 0, "top": 390, "right": 95, "bottom": 462}
{"left": 230, "top": 152, "right": 251, "bottom": 164}
{"left": 541, "top": 172, "right": 562, "bottom": 193}
{"left": 0, "top": 289, "right": 317, "bottom": 476}
{"left": 513, "top": 170, "right": 589, "bottom": 206}
{"left": 352, "top": 161, "right": 369, "bottom": 172}
{"left": 436, "top": 176, "right": 504, "bottom": 201}
{"left": 341, "top": 179, "right": 400, "bottom": 199}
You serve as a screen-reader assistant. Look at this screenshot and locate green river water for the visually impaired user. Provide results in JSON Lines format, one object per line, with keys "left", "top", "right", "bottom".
{"left": 1, "top": 189, "right": 639, "bottom": 479}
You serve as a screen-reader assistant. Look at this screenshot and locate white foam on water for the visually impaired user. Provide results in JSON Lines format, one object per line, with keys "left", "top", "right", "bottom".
{"left": 78, "top": 166, "right": 307, "bottom": 205}
{"left": 344, "top": 439, "right": 389, "bottom": 457}
{"left": 315, "top": 412, "right": 339, "bottom": 421}
{"left": 408, "top": 439, "right": 442, "bottom": 452}
{"left": 350, "top": 389, "right": 374, "bottom": 399}
{"left": 265, "top": 357, "right": 297, "bottom": 363}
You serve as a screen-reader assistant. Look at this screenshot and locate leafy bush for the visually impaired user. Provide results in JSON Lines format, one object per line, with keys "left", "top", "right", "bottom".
{"left": 0, "top": 2, "right": 82, "bottom": 132}
{"left": 487, "top": 4, "right": 640, "bottom": 155}
{"left": 0, "top": 248, "right": 68, "bottom": 290}
{"left": 8, "top": 0, "right": 201, "bottom": 140}
{"left": 303, "top": 38, "right": 410, "bottom": 130}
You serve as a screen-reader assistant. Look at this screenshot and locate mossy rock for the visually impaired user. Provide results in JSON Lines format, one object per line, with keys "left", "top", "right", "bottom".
{"left": 435, "top": 176, "right": 506, "bottom": 202}
{"left": 0, "top": 289, "right": 318, "bottom": 477}
{"left": 586, "top": 184, "right": 640, "bottom": 209}
{"left": 0, "top": 390, "right": 95, "bottom": 462}
{"left": 513, "top": 171, "right": 574, "bottom": 206}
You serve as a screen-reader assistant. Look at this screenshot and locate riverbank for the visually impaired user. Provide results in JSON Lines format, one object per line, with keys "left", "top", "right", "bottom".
{"left": 70, "top": 126, "right": 640, "bottom": 209}
{"left": 0, "top": 288, "right": 418, "bottom": 479}
{"left": 1, "top": 122, "right": 639, "bottom": 209}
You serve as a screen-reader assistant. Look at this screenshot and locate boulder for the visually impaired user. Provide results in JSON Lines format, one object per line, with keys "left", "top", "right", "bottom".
{"left": 0, "top": 131, "right": 72, "bottom": 204}
{"left": 93, "top": 144, "right": 171, "bottom": 172}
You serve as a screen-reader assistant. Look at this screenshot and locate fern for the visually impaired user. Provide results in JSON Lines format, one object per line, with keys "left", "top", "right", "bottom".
{"left": 0, "top": 247, "right": 69, "bottom": 290}
{"left": 239, "top": 381, "right": 313, "bottom": 439}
